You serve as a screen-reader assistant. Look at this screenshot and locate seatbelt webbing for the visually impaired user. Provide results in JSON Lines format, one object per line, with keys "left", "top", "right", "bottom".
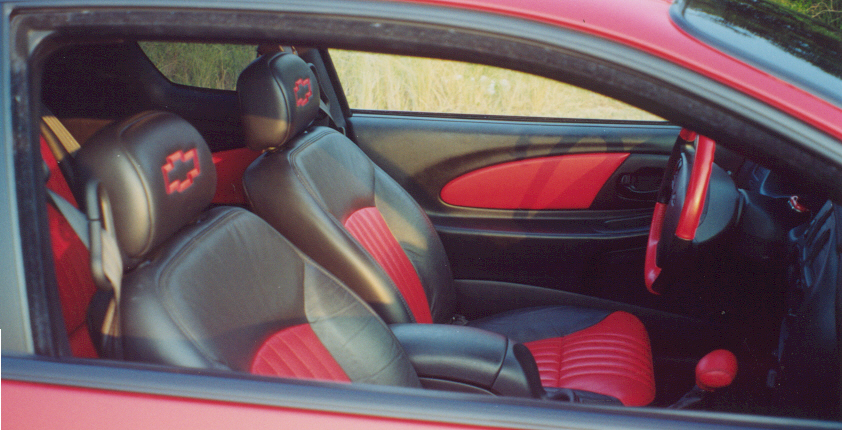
{"left": 41, "top": 107, "right": 81, "bottom": 155}
{"left": 46, "top": 189, "right": 89, "bottom": 249}
{"left": 319, "top": 99, "right": 342, "bottom": 133}
{"left": 41, "top": 109, "right": 123, "bottom": 357}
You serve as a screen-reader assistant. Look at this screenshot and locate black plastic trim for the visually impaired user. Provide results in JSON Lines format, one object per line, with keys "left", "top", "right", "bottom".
{"left": 349, "top": 108, "right": 671, "bottom": 126}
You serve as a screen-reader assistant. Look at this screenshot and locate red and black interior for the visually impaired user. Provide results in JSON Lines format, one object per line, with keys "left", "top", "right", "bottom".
{"left": 38, "top": 39, "right": 839, "bottom": 418}
{"left": 238, "top": 52, "right": 656, "bottom": 405}
{"left": 72, "top": 110, "right": 424, "bottom": 387}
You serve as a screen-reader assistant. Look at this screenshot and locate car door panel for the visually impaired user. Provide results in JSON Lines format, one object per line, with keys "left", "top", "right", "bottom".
{"left": 439, "top": 152, "right": 631, "bottom": 210}
{"left": 349, "top": 113, "right": 678, "bottom": 301}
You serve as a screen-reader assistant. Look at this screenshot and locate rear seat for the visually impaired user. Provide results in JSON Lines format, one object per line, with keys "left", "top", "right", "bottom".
{"left": 41, "top": 135, "right": 99, "bottom": 358}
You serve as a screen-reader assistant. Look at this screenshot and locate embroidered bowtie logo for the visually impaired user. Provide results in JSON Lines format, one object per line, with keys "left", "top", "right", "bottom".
{"left": 294, "top": 78, "right": 313, "bottom": 107}
{"left": 161, "top": 148, "right": 201, "bottom": 194}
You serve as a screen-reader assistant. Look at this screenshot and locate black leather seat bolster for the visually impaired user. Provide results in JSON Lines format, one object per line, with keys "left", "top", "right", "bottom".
{"left": 390, "top": 324, "right": 543, "bottom": 398}
{"left": 467, "top": 306, "right": 612, "bottom": 343}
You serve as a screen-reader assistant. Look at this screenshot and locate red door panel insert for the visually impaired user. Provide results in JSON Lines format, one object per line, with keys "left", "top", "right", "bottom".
{"left": 440, "top": 153, "right": 630, "bottom": 210}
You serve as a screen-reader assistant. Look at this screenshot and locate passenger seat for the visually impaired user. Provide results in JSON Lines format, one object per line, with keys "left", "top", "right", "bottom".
{"left": 73, "top": 111, "right": 419, "bottom": 385}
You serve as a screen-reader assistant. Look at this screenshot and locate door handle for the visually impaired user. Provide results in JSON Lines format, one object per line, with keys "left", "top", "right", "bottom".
{"left": 618, "top": 168, "right": 662, "bottom": 201}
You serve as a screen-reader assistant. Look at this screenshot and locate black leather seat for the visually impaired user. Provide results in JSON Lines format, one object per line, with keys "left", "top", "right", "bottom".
{"left": 74, "top": 111, "right": 420, "bottom": 386}
{"left": 238, "top": 52, "right": 657, "bottom": 406}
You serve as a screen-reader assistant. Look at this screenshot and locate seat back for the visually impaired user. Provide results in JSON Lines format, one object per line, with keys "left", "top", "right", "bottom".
{"left": 239, "top": 52, "right": 456, "bottom": 325}
{"left": 74, "top": 110, "right": 420, "bottom": 386}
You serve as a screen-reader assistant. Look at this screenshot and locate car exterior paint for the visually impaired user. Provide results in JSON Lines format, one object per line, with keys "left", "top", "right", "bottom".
{"left": 2, "top": 0, "right": 842, "bottom": 429}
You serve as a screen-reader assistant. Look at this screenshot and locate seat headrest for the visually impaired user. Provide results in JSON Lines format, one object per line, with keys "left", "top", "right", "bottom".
{"left": 237, "top": 52, "right": 321, "bottom": 151}
{"left": 75, "top": 111, "right": 216, "bottom": 260}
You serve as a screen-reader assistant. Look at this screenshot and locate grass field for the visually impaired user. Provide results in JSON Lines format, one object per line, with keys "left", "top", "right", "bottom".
{"left": 140, "top": 42, "right": 660, "bottom": 120}
{"left": 329, "top": 50, "right": 661, "bottom": 120}
{"left": 140, "top": 42, "right": 255, "bottom": 91}
{"left": 772, "top": 0, "right": 841, "bottom": 28}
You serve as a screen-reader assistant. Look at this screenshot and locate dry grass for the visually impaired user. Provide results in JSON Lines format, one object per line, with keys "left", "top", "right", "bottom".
{"left": 331, "top": 50, "right": 662, "bottom": 120}
{"left": 139, "top": 43, "right": 662, "bottom": 121}
{"left": 774, "top": 0, "right": 842, "bottom": 28}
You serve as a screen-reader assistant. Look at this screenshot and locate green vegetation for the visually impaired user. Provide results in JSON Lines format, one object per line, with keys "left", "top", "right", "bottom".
{"left": 774, "top": 0, "right": 841, "bottom": 29}
{"left": 140, "top": 42, "right": 659, "bottom": 120}
{"left": 139, "top": 42, "right": 256, "bottom": 91}
{"left": 139, "top": 0, "right": 839, "bottom": 120}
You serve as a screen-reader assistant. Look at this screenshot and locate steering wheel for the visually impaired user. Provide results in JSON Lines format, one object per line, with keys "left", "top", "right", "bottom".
{"left": 645, "top": 129, "right": 716, "bottom": 295}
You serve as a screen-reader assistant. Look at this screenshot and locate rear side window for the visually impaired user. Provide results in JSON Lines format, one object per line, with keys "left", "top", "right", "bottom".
{"left": 331, "top": 50, "right": 662, "bottom": 121}
{"left": 139, "top": 42, "right": 256, "bottom": 91}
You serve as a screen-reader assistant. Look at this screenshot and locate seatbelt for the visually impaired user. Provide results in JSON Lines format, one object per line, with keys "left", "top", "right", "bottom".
{"left": 319, "top": 99, "right": 346, "bottom": 136}
{"left": 84, "top": 180, "right": 123, "bottom": 359}
{"left": 307, "top": 63, "right": 347, "bottom": 136}
{"left": 41, "top": 111, "right": 124, "bottom": 358}
{"left": 40, "top": 107, "right": 79, "bottom": 188}
{"left": 46, "top": 189, "right": 89, "bottom": 248}
{"left": 41, "top": 107, "right": 81, "bottom": 155}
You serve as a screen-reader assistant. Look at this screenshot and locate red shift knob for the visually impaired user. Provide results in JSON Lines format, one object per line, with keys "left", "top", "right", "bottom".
{"left": 696, "top": 349, "right": 738, "bottom": 391}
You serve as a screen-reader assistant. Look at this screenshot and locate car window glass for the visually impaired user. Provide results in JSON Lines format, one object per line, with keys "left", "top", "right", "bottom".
{"left": 139, "top": 42, "right": 256, "bottom": 91}
{"left": 331, "top": 50, "right": 663, "bottom": 121}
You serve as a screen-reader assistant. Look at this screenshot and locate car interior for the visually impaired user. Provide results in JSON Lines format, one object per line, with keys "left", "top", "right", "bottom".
{"left": 35, "top": 37, "right": 839, "bottom": 421}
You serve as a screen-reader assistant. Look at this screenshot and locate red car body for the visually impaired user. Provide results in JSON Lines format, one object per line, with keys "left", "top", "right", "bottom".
{"left": 3, "top": 0, "right": 842, "bottom": 428}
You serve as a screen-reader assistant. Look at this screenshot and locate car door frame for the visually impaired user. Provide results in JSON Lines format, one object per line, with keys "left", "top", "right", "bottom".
{"left": 5, "top": 2, "right": 842, "bottom": 429}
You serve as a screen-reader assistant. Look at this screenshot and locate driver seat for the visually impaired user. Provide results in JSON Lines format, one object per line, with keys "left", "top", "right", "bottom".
{"left": 239, "top": 52, "right": 656, "bottom": 406}
{"left": 74, "top": 111, "right": 419, "bottom": 386}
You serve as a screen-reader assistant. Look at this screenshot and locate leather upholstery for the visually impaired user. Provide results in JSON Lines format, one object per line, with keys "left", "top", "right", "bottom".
{"left": 237, "top": 53, "right": 320, "bottom": 151}
{"left": 526, "top": 312, "right": 654, "bottom": 406}
{"left": 251, "top": 324, "right": 351, "bottom": 381}
{"left": 239, "top": 53, "right": 655, "bottom": 405}
{"left": 243, "top": 128, "right": 456, "bottom": 325}
{"left": 470, "top": 307, "right": 655, "bottom": 406}
{"left": 121, "top": 206, "right": 419, "bottom": 386}
{"left": 75, "top": 111, "right": 216, "bottom": 262}
{"left": 79, "top": 111, "right": 420, "bottom": 388}
{"left": 345, "top": 207, "right": 433, "bottom": 324}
